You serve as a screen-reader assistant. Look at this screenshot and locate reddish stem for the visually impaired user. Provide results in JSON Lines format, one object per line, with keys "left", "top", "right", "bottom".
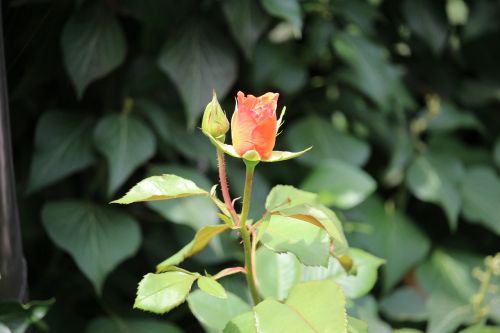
{"left": 217, "top": 149, "right": 240, "bottom": 225}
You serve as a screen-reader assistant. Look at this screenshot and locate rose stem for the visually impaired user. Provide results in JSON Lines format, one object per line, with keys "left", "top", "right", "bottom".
{"left": 239, "top": 161, "right": 261, "bottom": 305}
{"left": 217, "top": 148, "right": 240, "bottom": 225}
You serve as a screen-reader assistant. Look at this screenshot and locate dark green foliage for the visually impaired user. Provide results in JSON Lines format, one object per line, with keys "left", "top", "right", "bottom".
{"left": 4, "top": 0, "right": 500, "bottom": 332}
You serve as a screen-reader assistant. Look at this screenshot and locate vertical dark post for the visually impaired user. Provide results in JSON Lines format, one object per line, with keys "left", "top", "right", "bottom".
{"left": 0, "top": 5, "right": 28, "bottom": 301}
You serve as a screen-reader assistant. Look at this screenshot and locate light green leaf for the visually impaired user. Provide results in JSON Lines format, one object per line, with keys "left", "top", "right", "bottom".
{"left": 112, "top": 174, "right": 208, "bottom": 204}
{"left": 0, "top": 299, "right": 54, "bottom": 333}
{"left": 254, "top": 299, "right": 316, "bottom": 333}
{"left": 264, "top": 185, "right": 348, "bottom": 254}
{"left": 61, "top": 3, "right": 126, "bottom": 98}
{"left": 264, "top": 147, "right": 312, "bottom": 162}
{"left": 302, "top": 159, "right": 376, "bottom": 209}
{"left": 265, "top": 185, "right": 318, "bottom": 212}
{"left": 348, "top": 197, "right": 430, "bottom": 291}
{"left": 407, "top": 153, "right": 464, "bottom": 230}
{"left": 42, "top": 201, "right": 141, "bottom": 294}
{"left": 461, "top": 166, "right": 500, "bottom": 235}
{"left": 285, "top": 280, "right": 347, "bottom": 332}
{"left": 459, "top": 325, "right": 500, "bottom": 333}
{"left": 134, "top": 271, "right": 197, "bottom": 314}
{"left": 427, "top": 292, "right": 474, "bottom": 333}
{"left": 278, "top": 204, "right": 349, "bottom": 255}
{"left": 348, "top": 316, "right": 368, "bottom": 333}
{"left": 94, "top": 114, "right": 156, "bottom": 196}
{"left": 223, "top": 312, "right": 256, "bottom": 333}
{"left": 158, "top": 23, "right": 237, "bottom": 127}
{"left": 260, "top": 215, "right": 330, "bottom": 266}
{"left": 188, "top": 290, "right": 251, "bottom": 332}
{"left": 379, "top": 287, "right": 427, "bottom": 322}
{"left": 197, "top": 276, "right": 227, "bottom": 299}
{"left": 446, "top": 0, "right": 469, "bottom": 25}
{"left": 256, "top": 247, "right": 302, "bottom": 301}
{"left": 254, "top": 280, "right": 347, "bottom": 333}
{"left": 156, "top": 225, "right": 229, "bottom": 272}
{"left": 146, "top": 165, "right": 218, "bottom": 230}
{"left": 402, "top": 0, "right": 447, "bottom": 55}
{"left": 27, "top": 111, "right": 95, "bottom": 193}
{"left": 222, "top": 0, "right": 270, "bottom": 59}
{"left": 301, "top": 248, "right": 384, "bottom": 299}
{"left": 285, "top": 116, "right": 370, "bottom": 167}
{"left": 86, "top": 317, "right": 182, "bottom": 333}
{"left": 261, "top": 0, "right": 302, "bottom": 37}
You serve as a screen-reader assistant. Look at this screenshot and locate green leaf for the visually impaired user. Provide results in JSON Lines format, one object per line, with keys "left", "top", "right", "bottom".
{"left": 301, "top": 248, "right": 384, "bottom": 299}
{"left": 446, "top": 0, "right": 469, "bottom": 25}
{"left": 264, "top": 147, "right": 312, "bottom": 162}
{"left": 197, "top": 276, "right": 227, "bottom": 299}
{"left": 188, "top": 290, "right": 251, "bottom": 333}
{"left": 134, "top": 271, "right": 197, "bottom": 314}
{"left": 224, "top": 312, "right": 257, "bottom": 333}
{"left": 428, "top": 102, "right": 483, "bottom": 132}
{"left": 94, "top": 114, "right": 156, "bottom": 196}
{"left": 42, "top": 201, "right": 141, "bottom": 294}
{"left": 494, "top": 137, "right": 500, "bottom": 169}
{"left": 302, "top": 159, "right": 376, "bottom": 209}
{"left": 348, "top": 197, "right": 430, "bottom": 291}
{"left": 252, "top": 41, "right": 307, "bottom": 94}
{"left": 461, "top": 166, "right": 500, "bottom": 235}
{"left": 427, "top": 292, "right": 474, "bottom": 333}
{"left": 222, "top": 0, "right": 270, "bottom": 59}
{"left": 264, "top": 185, "right": 349, "bottom": 254}
{"left": 254, "top": 280, "right": 347, "bottom": 333}
{"left": 61, "top": 3, "right": 126, "bottom": 98}
{"left": 0, "top": 299, "right": 54, "bottom": 333}
{"left": 348, "top": 316, "right": 368, "bottom": 333}
{"left": 112, "top": 174, "right": 208, "bottom": 204}
{"left": 156, "top": 224, "right": 229, "bottom": 272}
{"left": 260, "top": 215, "right": 330, "bottom": 266}
{"left": 265, "top": 185, "right": 318, "bottom": 212}
{"left": 146, "top": 165, "right": 218, "bottom": 230}
{"left": 254, "top": 299, "right": 316, "bottom": 333}
{"left": 27, "top": 111, "right": 95, "bottom": 193}
{"left": 135, "top": 99, "right": 216, "bottom": 167}
{"left": 86, "top": 317, "right": 182, "bottom": 333}
{"left": 464, "top": 0, "right": 500, "bottom": 41}
{"left": 407, "top": 153, "right": 464, "bottom": 230}
{"left": 261, "top": 0, "right": 302, "bottom": 37}
{"left": 158, "top": 22, "right": 237, "bottom": 127}
{"left": 416, "top": 249, "right": 478, "bottom": 302}
{"left": 333, "top": 32, "right": 407, "bottom": 109}
{"left": 285, "top": 116, "right": 370, "bottom": 167}
{"left": 255, "top": 247, "right": 302, "bottom": 301}
{"left": 402, "top": 0, "right": 448, "bottom": 55}
{"left": 351, "top": 296, "right": 391, "bottom": 333}
{"left": 459, "top": 325, "right": 500, "bottom": 333}
{"left": 379, "top": 287, "right": 427, "bottom": 322}
{"left": 393, "top": 330, "right": 424, "bottom": 333}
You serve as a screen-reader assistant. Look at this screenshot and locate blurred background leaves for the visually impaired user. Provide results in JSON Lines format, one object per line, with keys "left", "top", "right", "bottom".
{"left": 3, "top": 0, "right": 500, "bottom": 332}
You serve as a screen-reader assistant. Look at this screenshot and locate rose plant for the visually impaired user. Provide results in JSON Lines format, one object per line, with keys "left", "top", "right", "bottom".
{"left": 112, "top": 91, "right": 383, "bottom": 332}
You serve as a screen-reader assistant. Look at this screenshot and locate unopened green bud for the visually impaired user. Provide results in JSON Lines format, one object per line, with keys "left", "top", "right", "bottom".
{"left": 202, "top": 91, "right": 229, "bottom": 142}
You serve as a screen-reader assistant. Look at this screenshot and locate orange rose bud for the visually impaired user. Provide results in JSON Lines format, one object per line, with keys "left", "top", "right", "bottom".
{"left": 231, "top": 91, "right": 279, "bottom": 160}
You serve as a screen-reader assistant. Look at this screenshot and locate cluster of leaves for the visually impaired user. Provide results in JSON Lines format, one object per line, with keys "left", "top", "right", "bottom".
{"left": 3, "top": 0, "right": 500, "bottom": 332}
